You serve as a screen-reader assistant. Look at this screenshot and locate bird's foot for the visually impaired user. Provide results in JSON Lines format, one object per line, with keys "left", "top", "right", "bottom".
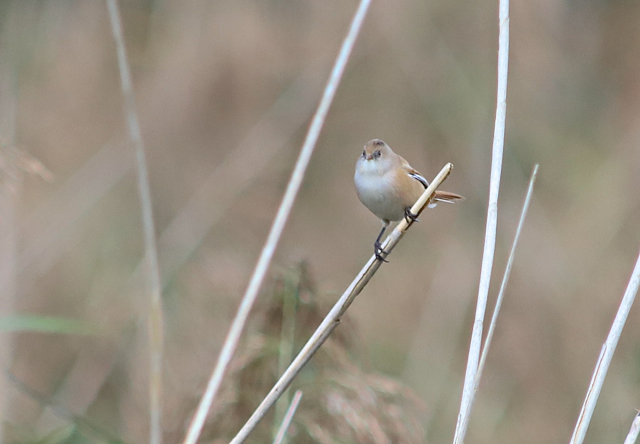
{"left": 404, "top": 207, "right": 419, "bottom": 224}
{"left": 374, "top": 241, "right": 389, "bottom": 262}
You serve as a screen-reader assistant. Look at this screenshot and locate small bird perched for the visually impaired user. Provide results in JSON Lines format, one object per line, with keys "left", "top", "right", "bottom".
{"left": 354, "top": 139, "right": 462, "bottom": 261}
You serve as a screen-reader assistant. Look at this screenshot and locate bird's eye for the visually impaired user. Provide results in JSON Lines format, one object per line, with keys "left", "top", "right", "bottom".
{"left": 373, "top": 150, "right": 381, "bottom": 158}
{"left": 362, "top": 150, "right": 366, "bottom": 157}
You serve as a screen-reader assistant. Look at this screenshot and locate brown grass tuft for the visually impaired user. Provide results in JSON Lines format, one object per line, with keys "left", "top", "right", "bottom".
{"left": 170, "top": 263, "right": 425, "bottom": 444}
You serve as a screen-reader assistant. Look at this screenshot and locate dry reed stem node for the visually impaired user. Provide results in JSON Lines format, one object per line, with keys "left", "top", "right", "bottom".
{"left": 229, "top": 163, "right": 454, "bottom": 444}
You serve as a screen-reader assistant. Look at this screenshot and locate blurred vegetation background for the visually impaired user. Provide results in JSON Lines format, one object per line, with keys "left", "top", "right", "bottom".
{"left": 0, "top": 0, "right": 639, "bottom": 443}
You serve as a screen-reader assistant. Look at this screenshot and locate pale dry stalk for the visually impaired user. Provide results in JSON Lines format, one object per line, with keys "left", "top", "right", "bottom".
{"left": 272, "top": 390, "right": 303, "bottom": 444}
{"left": 569, "top": 250, "right": 640, "bottom": 444}
{"left": 230, "top": 164, "right": 454, "bottom": 444}
{"left": 623, "top": 411, "right": 640, "bottom": 444}
{"left": 106, "top": 2, "right": 164, "bottom": 444}
{"left": 181, "top": 2, "right": 373, "bottom": 444}
{"left": 453, "top": 0, "right": 510, "bottom": 440}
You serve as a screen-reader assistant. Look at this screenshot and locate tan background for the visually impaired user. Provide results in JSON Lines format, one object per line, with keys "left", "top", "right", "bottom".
{"left": 1, "top": 0, "right": 640, "bottom": 443}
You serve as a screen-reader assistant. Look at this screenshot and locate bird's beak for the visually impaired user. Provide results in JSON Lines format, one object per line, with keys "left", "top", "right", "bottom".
{"left": 365, "top": 154, "right": 373, "bottom": 161}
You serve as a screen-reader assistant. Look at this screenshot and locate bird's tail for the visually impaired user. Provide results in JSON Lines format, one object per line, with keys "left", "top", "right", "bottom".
{"left": 428, "top": 190, "right": 464, "bottom": 208}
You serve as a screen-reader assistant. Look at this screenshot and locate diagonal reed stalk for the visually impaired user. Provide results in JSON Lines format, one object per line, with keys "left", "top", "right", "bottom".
{"left": 453, "top": 0, "right": 509, "bottom": 441}
{"left": 272, "top": 390, "right": 303, "bottom": 444}
{"left": 230, "top": 164, "right": 454, "bottom": 444}
{"left": 468, "top": 165, "right": 538, "bottom": 412}
{"left": 624, "top": 411, "right": 640, "bottom": 444}
{"left": 106, "top": 2, "right": 164, "bottom": 444}
{"left": 476, "top": 164, "right": 538, "bottom": 382}
{"left": 181, "top": 2, "right": 373, "bottom": 444}
{"left": 569, "top": 249, "right": 640, "bottom": 444}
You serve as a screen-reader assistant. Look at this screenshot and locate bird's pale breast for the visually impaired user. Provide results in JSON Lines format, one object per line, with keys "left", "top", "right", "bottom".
{"left": 355, "top": 163, "right": 418, "bottom": 222}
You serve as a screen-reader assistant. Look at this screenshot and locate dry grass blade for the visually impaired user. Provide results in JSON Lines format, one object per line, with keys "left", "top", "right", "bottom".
{"left": 624, "top": 411, "right": 640, "bottom": 444}
{"left": 272, "top": 390, "right": 303, "bottom": 444}
{"left": 181, "top": 2, "right": 373, "bottom": 444}
{"left": 472, "top": 165, "right": 538, "bottom": 402}
{"left": 274, "top": 272, "right": 299, "bottom": 432}
{"left": 229, "top": 164, "right": 454, "bottom": 444}
{"left": 453, "top": 0, "right": 510, "bottom": 441}
{"left": 569, "top": 252, "right": 640, "bottom": 444}
{"left": 106, "top": 2, "right": 164, "bottom": 444}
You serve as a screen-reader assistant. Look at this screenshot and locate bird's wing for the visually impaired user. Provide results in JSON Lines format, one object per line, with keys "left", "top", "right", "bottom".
{"left": 408, "top": 170, "right": 429, "bottom": 188}
{"left": 398, "top": 155, "right": 464, "bottom": 207}
{"left": 399, "top": 155, "right": 430, "bottom": 188}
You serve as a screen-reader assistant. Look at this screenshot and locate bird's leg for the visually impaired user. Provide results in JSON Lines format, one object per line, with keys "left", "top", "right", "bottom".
{"left": 404, "top": 207, "right": 419, "bottom": 224}
{"left": 374, "top": 223, "right": 389, "bottom": 262}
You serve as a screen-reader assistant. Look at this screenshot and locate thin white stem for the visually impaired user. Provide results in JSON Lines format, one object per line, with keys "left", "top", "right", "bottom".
{"left": 230, "top": 164, "right": 454, "bottom": 444}
{"left": 623, "top": 411, "right": 640, "bottom": 444}
{"left": 569, "top": 251, "right": 640, "bottom": 444}
{"left": 181, "top": 2, "right": 372, "bottom": 444}
{"left": 474, "top": 165, "right": 538, "bottom": 390}
{"left": 453, "top": 0, "right": 509, "bottom": 441}
{"left": 272, "top": 390, "right": 303, "bottom": 444}
{"left": 106, "top": 2, "right": 164, "bottom": 444}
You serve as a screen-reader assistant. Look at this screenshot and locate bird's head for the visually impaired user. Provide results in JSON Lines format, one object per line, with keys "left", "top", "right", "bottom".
{"left": 361, "top": 139, "right": 393, "bottom": 161}
{"left": 356, "top": 139, "right": 398, "bottom": 175}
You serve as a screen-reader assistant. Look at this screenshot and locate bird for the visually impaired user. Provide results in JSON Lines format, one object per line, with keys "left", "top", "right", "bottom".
{"left": 354, "top": 139, "right": 462, "bottom": 261}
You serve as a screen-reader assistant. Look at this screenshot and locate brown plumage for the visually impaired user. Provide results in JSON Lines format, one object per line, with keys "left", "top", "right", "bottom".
{"left": 354, "top": 139, "right": 463, "bottom": 260}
